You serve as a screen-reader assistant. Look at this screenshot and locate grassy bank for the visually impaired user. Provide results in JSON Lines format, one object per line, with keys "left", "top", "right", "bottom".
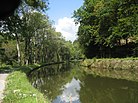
{"left": 3, "top": 71, "right": 50, "bottom": 103}
{"left": 81, "top": 58, "right": 138, "bottom": 82}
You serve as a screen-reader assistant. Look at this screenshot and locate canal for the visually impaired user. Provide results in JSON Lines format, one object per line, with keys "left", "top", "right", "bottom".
{"left": 29, "top": 63, "right": 138, "bottom": 103}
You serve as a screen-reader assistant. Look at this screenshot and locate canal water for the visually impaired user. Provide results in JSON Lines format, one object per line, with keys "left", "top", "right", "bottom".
{"left": 29, "top": 63, "right": 138, "bottom": 103}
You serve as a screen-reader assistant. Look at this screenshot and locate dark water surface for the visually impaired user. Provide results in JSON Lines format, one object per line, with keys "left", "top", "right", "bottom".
{"left": 29, "top": 63, "right": 138, "bottom": 103}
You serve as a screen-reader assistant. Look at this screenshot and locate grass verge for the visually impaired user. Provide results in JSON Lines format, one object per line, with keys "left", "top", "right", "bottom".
{"left": 3, "top": 71, "right": 50, "bottom": 103}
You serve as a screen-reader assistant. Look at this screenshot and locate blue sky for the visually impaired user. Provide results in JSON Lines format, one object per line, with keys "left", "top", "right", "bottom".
{"left": 46, "top": 0, "right": 84, "bottom": 42}
{"left": 47, "top": 0, "right": 84, "bottom": 23}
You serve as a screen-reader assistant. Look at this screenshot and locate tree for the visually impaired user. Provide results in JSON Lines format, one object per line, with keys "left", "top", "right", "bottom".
{"left": 74, "top": 0, "right": 138, "bottom": 58}
{"left": 0, "top": 0, "right": 49, "bottom": 65}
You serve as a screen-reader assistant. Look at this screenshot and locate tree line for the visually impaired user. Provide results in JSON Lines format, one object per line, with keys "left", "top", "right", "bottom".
{"left": 74, "top": 0, "right": 138, "bottom": 58}
{"left": 0, "top": 0, "right": 83, "bottom": 66}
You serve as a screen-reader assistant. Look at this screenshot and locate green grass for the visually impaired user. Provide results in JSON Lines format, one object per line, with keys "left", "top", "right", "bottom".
{"left": 3, "top": 71, "right": 50, "bottom": 103}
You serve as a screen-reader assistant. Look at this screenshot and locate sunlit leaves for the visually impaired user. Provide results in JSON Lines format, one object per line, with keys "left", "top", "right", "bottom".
{"left": 25, "top": 0, "right": 48, "bottom": 11}
{"left": 74, "top": 0, "right": 138, "bottom": 58}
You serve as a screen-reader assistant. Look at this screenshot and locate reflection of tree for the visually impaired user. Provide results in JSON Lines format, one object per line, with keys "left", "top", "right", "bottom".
{"left": 79, "top": 74, "right": 138, "bottom": 103}
{"left": 29, "top": 63, "right": 76, "bottom": 100}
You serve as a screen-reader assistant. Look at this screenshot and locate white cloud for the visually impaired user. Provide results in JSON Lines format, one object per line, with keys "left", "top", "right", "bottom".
{"left": 55, "top": 17, "right": 79, "bottom": 42}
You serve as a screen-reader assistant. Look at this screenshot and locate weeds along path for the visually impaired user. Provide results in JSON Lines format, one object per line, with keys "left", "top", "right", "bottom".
{"left": 0, "top": 74, "right": 9, "bottom": 103}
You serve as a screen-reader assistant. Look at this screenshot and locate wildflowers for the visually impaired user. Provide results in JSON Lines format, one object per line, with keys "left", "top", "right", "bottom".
{"left": 13, "top": 89, "right": 37, "bottom": 99}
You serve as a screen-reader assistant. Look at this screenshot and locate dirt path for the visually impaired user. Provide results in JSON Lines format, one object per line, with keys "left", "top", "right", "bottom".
{"left": 0, "top": 74, "right": 9, "bottom": 103}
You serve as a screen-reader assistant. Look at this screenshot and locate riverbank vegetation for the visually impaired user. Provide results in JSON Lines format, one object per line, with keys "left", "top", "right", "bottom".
{"left": 3, "top": 71, "right": 50, "bottom": 103}
{"left": 73, "top": 0, "right": 138, "bottom": 82}
{"left": 82, "top": 58, "right": 138, "bottom": 82}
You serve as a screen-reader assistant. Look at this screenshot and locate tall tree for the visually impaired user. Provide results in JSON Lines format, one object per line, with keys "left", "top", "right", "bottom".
{"left": 0, "top": 0, "right": 49, "bottom": 65}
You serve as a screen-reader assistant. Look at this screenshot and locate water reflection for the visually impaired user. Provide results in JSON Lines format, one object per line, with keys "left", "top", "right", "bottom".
{"left": 29, "top": 63, "right": 76, "bottom": 101}
{"left": 53, "top": 77, "right": 81, "bottom": 103}
{"left": 29, "top": 63, "right": 138, "bottom": 103}
{"left": 79, "top": 74, "right": 138, "bottom": 103}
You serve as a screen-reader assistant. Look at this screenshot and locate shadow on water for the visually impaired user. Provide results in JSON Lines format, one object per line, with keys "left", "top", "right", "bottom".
{"left": 29, "top": 63, "right": 138, "bottom": 103}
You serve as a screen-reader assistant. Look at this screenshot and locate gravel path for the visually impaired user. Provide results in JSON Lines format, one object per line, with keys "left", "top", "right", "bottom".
{"left": 0, "top": 74, "right": 9, "bottom": 103}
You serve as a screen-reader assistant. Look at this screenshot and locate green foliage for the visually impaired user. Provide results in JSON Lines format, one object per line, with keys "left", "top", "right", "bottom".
{"left": 0, "top": 0, "right": 49, "bottom": 65}
{"left": 0, "top": 0, "right": 83, "bottom": 66}
{"left": 0, "top": 64, "right": 13, "bottom": 73}
{"left": 1, "top": 11, "right": 77, "bottom": 65}
{"left": 73, "top": 0, "right": 138, "bottom": 58}
{"left": 0, "top": 40, "right": 17, "bottom": 65}
{"left": 25, "top": 0, "right": 48, "bottom": 11}
{"left": 2, "top": 40, "right": 17, "bottom": 58}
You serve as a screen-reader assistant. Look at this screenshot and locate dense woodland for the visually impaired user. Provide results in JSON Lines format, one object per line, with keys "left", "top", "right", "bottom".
{"left": 0, "top": 0, "right": 83, "bottom": 66}
{"left": 74, "top": 0, "right": 138, "bottom": 58}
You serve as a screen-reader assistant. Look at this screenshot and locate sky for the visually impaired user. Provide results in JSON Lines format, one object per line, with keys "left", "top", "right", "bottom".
{"left": 46, "top": 0, "right": 84, "bottom": 42}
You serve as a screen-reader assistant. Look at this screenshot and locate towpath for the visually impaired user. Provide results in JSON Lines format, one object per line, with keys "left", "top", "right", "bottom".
{"left": 0, "top": 74, "right": 9, "bottom": 103}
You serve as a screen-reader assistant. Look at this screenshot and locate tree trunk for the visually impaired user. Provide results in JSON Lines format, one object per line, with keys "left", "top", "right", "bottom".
{"left": 28, "top": 61, "right": 65, "bottom": 76}
{"left": 56, "top": 52, "right": 60, "bottom": 62}
{"left": 15, "top": 33, "right": 21, "bottom": 65}
{"left": 33, "top": 37, "right": 36, "bottom": 64}
{"left": 126, "top": 39, "right": 128, "bottom": 45}
{"left": 24, "top": 37, "right": 29, "bottom": 65}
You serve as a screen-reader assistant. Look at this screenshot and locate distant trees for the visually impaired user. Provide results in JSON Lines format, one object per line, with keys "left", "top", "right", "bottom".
{"left": 74, "top": 0, "right": 138, "bottom": 58}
